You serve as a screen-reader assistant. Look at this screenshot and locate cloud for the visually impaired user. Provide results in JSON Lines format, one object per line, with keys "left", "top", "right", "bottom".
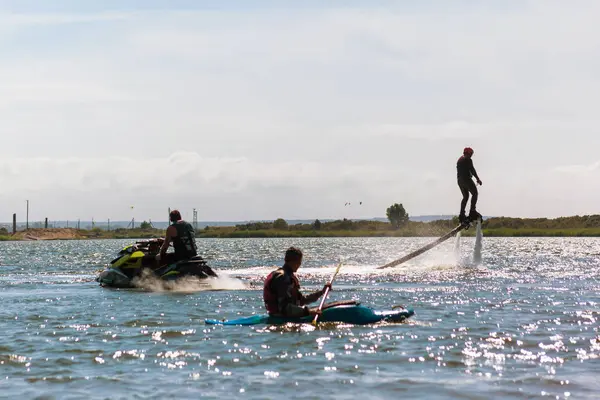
{"left": 1, "top": 2, "right": 600, "bottom": 219}
{"left": 344, "top": 121, "right": 485, "bottom": 140}
{"left": 2, "top": 151, "right": 596, "bottom": 221}
{"left": 554, "top": 161, "right": 600, "bottom": 175}
{"left": 0, "top": 10, "right": 133, "bottom": 28}
{"left": 0, "top": 152, "right": 411, "bottom": 194}
{"left": 0, "top": 152, "right": 425, "bottom": 220}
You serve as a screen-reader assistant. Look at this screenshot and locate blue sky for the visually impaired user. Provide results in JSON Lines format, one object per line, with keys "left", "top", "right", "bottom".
{"left": 1, "top": 1, "right": 599, "bottom": 222}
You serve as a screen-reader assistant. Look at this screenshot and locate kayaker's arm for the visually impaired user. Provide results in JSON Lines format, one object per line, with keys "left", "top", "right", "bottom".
{"left": 299, "top": 287, "right": 327, "bottom": 305}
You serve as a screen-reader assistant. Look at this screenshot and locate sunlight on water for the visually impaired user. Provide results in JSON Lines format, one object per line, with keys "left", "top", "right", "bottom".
{"left": 1, "top": 237, "right": 600, "bottom": 399}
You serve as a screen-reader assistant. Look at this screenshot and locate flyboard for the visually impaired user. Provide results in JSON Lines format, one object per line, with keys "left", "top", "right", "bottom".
{"left": 377, "top": 213, "right": 482, "bottom": 269}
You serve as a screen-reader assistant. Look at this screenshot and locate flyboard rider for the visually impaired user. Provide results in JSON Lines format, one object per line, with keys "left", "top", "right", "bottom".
{"left": 457, "top": 147, "right": 482, "bottom": 224}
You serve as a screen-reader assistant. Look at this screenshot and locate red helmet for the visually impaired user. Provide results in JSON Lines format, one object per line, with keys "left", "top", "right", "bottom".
{"left": 463, "top": 147, "right": 474, "bottom": 155}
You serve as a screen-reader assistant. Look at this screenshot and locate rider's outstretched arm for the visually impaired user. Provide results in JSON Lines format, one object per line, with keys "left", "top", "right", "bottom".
{"left": 159, "top": 226, "right": 176, "bottom": 257}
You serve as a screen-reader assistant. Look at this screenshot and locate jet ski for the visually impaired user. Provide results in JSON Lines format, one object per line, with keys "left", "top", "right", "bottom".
{"left": 96, "top": 238, "right": 217, "bottom": 288}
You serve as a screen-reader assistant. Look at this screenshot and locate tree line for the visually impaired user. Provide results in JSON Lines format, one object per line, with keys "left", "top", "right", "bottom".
{"left": 5, "top": 203, "right": 600, "bottom": 238}
{"left": 224, "top": 203, "right": 600, "bottom": 233}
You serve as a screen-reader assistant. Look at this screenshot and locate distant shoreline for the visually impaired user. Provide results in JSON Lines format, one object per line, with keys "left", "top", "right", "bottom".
{"left": 3, "top": 215, "right": 600, "bottom": 240}
{"left": 3, "top": 224, "right": 600, "bottom": 241}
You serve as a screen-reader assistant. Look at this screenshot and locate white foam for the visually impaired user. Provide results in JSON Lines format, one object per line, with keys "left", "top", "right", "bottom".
{"left": 207, "top": 237, "right": 484, "bottom": 280}
{"left": 454, "top": 231, "right": 462, "bottom": 262}
{"left": 131, "top": 269, "right": 248, "bottom": 292}
{"left": 473, "top": 219, "right": 483, "bottom": 265}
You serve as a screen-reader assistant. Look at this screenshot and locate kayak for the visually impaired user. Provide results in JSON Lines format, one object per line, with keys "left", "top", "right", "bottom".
{"left": 205, "top": 303, "right": 414, "bottom": 326}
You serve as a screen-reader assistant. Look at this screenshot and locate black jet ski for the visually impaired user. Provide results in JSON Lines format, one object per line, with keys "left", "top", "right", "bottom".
{"left": 96, "top": 238, "right": 218, "bottom": 288}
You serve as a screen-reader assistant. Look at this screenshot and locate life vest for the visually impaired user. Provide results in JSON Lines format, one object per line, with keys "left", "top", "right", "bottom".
{"left": 263, "top": 267, "right": 300, "bottom": 315}
{"left": 263, "top": 270, "right": 279, "bottom": 314}
{"left": 172, "top": 221, "right": 198, "bottom": 260}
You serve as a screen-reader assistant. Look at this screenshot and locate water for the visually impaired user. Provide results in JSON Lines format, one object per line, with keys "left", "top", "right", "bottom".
{"left": 454, "top": 231, "right": 462, "bottom": 262}
{"left": 473, "top": 220, "right": 483, "bottom": 265}
{"left": 1, "top": 237, "right": 600, "bottom": 399}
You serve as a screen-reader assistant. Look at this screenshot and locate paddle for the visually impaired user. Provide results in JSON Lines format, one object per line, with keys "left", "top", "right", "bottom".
{"left": 312, "top": 262, "right": 343, "bottom": 326}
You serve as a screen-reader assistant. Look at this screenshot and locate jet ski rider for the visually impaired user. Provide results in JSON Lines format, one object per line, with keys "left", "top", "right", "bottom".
{"left": 155, "top": 210, "right": 198, "bottom": 266}
{"left": 263, "top": 246, "right": 332, "bottom": 318}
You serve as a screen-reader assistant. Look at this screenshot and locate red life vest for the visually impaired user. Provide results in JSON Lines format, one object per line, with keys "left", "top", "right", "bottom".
{"left": 263, "top": 267, "right": 300, "bottom": 315}
{"left": 263, "top": 271, "right": 278, "bottom": 314}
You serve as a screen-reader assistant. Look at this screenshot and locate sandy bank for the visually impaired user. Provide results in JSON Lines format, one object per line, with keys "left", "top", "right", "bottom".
{"left": 11, "top": 228, "right": 85, "bottom": 241}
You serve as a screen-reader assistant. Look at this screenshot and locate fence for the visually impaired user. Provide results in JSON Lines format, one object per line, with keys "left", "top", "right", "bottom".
{"left": 1, "top": 217, "right": 171, "bottom": 233}
{"left": 1, "top": 216, "right": 205, "bottom": 233}
{"left": 2, "top": 207, "right": 205, "bottom": 233}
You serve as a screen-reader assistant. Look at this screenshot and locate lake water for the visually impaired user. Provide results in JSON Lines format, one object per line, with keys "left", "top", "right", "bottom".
{"left": 1, "top": 237, "right": 599, "bottom": 399}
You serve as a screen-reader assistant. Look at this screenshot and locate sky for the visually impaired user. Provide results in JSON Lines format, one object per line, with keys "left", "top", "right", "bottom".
{"left": 1, "top": 0, "right": 600, "bottom": 222}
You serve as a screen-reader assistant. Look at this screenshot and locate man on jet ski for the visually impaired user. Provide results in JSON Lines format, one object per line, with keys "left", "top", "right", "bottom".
{"left": 457, "top": 147, "right": 482, "bottom": 224}
{"left": 155, "top": 209, "right": 198, "bottom": 266}
{"left": 263, "top": 246, "right": 332, "bottom": 318}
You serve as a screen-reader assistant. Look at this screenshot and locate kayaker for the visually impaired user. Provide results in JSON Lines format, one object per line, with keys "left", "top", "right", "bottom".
{"left": 263, "top": 247, "right": 332, "bottom": 317}
{"left": 155, "top": 209, "right": 198, "bottom": 265}
{"left": 457, "top": 147, "right": 482, "bottom": 224}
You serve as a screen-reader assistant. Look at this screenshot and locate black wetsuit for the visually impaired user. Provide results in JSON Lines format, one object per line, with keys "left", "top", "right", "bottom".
{"left": 456, "top": 156, "right": 480, "bottom": 217}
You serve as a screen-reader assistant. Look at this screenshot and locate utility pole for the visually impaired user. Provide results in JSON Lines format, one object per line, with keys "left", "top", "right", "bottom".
{"left": 26, "top": 200, "right": 29, "bottom": 230}
{"left": 193, "top": 208, "right": 198, "bottom": 231}
{"left": 108, "top": 218, "right": 110, "bottom": 231}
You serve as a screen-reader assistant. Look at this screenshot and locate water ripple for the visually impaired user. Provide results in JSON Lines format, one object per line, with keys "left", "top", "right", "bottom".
{"left": 1, "top": 237, "right": 600, "bottom": 399}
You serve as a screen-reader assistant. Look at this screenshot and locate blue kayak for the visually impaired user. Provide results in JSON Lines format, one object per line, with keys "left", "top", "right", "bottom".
{"left": 205, "top": 304, "right": 414, "bottom": 326}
